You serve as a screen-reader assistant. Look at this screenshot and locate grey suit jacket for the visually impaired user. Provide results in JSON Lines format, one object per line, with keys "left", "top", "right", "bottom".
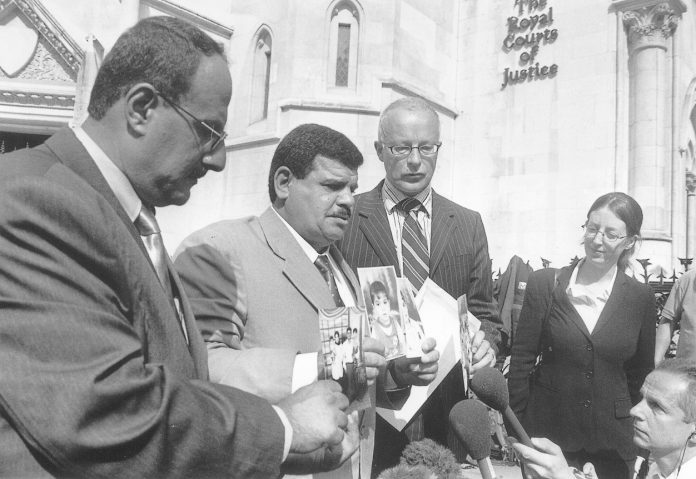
{"left": 0, "top": 128, "right": 285, "bottom": 478}
{"left": 175, "top": 207, "right": 408, "bottom": 478}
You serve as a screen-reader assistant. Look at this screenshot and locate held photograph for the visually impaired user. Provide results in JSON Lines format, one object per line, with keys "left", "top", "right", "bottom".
{"left": 357, "top": 266, "right": 408, "bottom": 360}
{"left": 318, "top": 306, "right": 368, "bottom": 404}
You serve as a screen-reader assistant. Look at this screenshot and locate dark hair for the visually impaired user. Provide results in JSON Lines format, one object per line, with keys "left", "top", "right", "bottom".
{"left": 369, "top": 280, "right": 389, "bottom": 303}
{"left": 586, "top": 192, "right": 643, "bottom": 269}
{"left": 88, "top": 16, "right": 225, "bottom": 119}
{"left": 654, "top": 359, "right": 696, "bottom": 422}
{"left": 267, "top": 124, "right": 363, "bottom": 202}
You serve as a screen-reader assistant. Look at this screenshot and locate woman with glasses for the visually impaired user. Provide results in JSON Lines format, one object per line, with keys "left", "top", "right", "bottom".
{"left": 508, "top": 192, "right": 656, "bottom": 479}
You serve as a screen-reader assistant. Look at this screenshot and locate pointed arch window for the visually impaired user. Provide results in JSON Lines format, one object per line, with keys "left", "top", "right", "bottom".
{"left": 328, "top": 3, "right": 359, "bottom": 90}
{"left": 250, "top": 30, "right": 272, "bottom": 124}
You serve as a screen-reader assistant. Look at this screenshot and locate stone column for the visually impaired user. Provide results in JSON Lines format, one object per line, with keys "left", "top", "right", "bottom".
{"left": 614, "top": 0, "right": 684, "bottom": 263}
{"left": 687, "top": 170, "right": 696, "bottom": 261}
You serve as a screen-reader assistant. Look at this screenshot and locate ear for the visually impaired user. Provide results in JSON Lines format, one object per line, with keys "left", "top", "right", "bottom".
{"left": 124, "top": 83, "right": 159, "bottom": 136}
{"left": 623, "top": 235, "right": 638, "bottom": 251}
{"left": 273, "top": 166, "right": 293, "bottom": 202}
{"left": 374, "top": 141, "right": 385, "bottom": 162}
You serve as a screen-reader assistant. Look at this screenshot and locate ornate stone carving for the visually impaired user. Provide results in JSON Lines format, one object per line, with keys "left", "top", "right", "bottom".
{"left": 0, "top": 89, "right": 74, "bottom": 109}
{"left": 0, "top": 0, "right": 83, "bottom": 75}
{"left": 622, "top": 3, "right": 680, "bottom": 51}
{"left": 687, "top": 170, "right": 696, "bottom": 196}
{"left": 0, "top": 40, "right": 74, "bottom": 82}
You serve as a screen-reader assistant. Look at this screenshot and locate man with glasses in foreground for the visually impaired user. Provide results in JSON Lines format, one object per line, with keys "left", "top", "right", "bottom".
{"left": 0, "top": 16, "right": 354, "bottom": 478}
{"left": 513, "top": 359, "right": 696, "bottom": 479}
{"left": 338, "top": 96, "right": 503, "bottom": 474}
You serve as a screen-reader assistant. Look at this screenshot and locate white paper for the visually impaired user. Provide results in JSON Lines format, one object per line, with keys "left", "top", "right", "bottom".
{"left": 376, "top": 278, "right": 481, "bottom": 431}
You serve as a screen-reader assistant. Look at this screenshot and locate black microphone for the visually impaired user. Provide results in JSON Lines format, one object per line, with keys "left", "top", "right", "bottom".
{"left": 470, "top": 366, "right": 533, "bottom": 447}
{"left": 449, "top": 399, "right": 496, "bottom": 479}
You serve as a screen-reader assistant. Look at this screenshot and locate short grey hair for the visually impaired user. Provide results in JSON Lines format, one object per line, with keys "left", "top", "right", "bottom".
{"left": 377, "top": 97, "right": 440, "bottom": 143}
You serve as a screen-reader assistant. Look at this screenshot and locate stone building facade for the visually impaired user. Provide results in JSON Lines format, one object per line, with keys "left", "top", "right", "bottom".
{"left": 1, "top": 0, "right": 696, "bottom": 276}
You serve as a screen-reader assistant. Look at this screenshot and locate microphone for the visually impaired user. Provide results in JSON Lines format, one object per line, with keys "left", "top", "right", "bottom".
{"left": 470, "top": 366, "right": 533, "bottom": 447}
{"left": 449, "top": 399, "right": 496, "bottom": 479}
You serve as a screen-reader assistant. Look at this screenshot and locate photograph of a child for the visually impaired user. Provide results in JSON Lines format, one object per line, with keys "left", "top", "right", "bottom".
{"left": 397, "top": 277, "right": 426, "bottom": 358}
{"left": 357, "top": 266, "right": 407, "bottom": 360}
{"left": 318, "top": 307, "right": 367, "bottom": 403}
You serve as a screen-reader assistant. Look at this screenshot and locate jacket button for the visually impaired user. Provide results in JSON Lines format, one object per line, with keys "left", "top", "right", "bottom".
{"left": 586, "top": 344, "right": 593, "bottom": 351}
{"left": 585, "top": 371, "right": 593, "bottom": 379}
{"left": 583, "top": 400, "right": 592, "bottom": 408}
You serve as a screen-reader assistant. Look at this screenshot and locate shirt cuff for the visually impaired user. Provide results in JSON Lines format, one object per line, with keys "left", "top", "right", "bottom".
{"left": 291, "top": 352, "right": 318, "bottom": 392}
{"left": 271, "top": 405, "right": 293, "bottom": 462}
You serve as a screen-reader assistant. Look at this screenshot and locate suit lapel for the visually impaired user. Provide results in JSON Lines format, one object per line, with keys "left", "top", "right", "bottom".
{"left": 329, "top": 244, "right": 363, "bottom": 307}
{"left": 356, "top": 183, "right": 399, "bottom": 270}
{"left": 554, "top": 266, "right": 592, "bottom": 339}
{"left": 591, "top": 271, "right": 626, "bottom": 337}
{"left": 46, "top": 128, "right": 193, "bottom": 355}
{"left": 259, "top": 208, "right": 335, "bottom": 311}
{"left": 44, "top": 128, "right": 151, "bottom": 265}
{"left": 167, "top": 256, "right": 209, "bottom": 378}
{"left": 430, "top": 191, "right": 457, "bottom": 275}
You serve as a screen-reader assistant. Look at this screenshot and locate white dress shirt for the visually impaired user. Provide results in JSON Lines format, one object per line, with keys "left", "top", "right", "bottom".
{"left": 565, "top": 259, "right": 617, "bottom": 334}
{"left": 647, "top": 454, "right": 696, "bottom": 479}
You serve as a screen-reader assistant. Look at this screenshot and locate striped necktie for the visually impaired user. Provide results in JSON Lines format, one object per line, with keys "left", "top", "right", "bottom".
{"left": 315, "top": 254, "right": 345, "bottom": 307}
{"left": 398, "top": 197, "right": 429, "bottom": 291}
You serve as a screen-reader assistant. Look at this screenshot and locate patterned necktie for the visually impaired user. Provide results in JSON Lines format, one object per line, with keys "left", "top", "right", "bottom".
{"left": 314, "top": 254, "right": 345, "bottom": 307}
{"left": 398, "top": 197, "right": 429, "bottom": 291}
{"left": 134, "top": 206, "right": 174, "bottom": 299}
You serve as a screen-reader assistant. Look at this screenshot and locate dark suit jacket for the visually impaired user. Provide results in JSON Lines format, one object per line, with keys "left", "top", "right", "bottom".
{"left": 337, "top": 181, "right": 502, "bottom": 452}
{"left": 0, "top": 128, "right": 285, "bottom": 478}
{"left": 338, "top": 182, "right": 502, "bottom": 346}
{"left": 508, "top": 265, "right": 656, "bottom": 459}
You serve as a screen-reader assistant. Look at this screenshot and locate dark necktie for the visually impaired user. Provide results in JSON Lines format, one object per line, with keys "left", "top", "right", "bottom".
{"left": 314, "top": 254, "right": 344, "bottom": 307}
{"left": 397, "top": 198, "right": 429, "bottom": 291}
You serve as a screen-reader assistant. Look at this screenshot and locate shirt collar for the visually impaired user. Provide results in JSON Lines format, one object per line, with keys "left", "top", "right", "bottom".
{"left": 566, "top": 258, "right": 618, "bottom": 300}
{"left": 271, "top": 207, "right": 324, "bottom": 262}
{"left": 381, "top": 179, "right": 432, "bottom": 216}
{"left": 72, "top": 125, "right": 142, "bottom": 222}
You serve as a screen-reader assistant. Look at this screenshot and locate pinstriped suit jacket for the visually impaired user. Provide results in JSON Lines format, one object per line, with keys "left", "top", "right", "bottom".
{"left": 337, "top": 181, "right": 502, "bottom": 346}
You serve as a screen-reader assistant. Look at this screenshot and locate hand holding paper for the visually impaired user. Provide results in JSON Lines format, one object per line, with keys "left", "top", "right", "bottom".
{"left": 469, "top": 330, "right": 496, "bottom": 373}
{"left": 391, "top": 337, "right": 440, "bottom": 386}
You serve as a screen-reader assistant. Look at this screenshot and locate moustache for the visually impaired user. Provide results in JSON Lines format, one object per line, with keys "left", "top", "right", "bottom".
{"left": 330, "top": 208, "right": 352, "bottom": 220}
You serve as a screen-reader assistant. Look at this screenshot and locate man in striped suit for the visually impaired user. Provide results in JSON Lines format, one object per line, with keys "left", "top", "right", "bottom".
{"left": 337, "top": 97, "right": 503, "bottom": 475}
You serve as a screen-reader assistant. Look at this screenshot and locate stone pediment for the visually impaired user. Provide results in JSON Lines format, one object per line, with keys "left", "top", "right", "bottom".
{"left": 0, "top": 0, "right": 83, "bottom": 109}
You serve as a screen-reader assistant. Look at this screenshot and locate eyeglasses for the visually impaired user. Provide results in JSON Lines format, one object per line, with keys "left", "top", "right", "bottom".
{"left": 383, "top": 143, "right": 442, "bottom": 158}
{"left": 154, "top": 90, "right": 227, "bottom": 151}
{"left": 582, "top": 224, "right": 628, "bottom": 243}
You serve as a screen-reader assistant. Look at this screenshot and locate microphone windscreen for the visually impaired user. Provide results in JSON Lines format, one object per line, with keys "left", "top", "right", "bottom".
{"left": 470, "top": 366, "right": 509, "bottom": 411}
{"left": 448, "top": 399, "right": 491, "bottom": 461}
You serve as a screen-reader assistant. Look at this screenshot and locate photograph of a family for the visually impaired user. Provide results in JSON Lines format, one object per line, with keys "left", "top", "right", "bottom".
{"left": 318, "top": 307, "right": 367, "bottom": 402}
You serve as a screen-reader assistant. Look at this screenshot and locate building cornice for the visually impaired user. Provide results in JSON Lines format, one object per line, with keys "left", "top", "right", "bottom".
{"left": 142, "top": 0, "right": 233, "bottom": 38}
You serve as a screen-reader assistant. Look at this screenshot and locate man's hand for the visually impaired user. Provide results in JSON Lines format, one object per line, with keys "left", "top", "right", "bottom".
{"left": 469, "top": 330, "right": 496, "bottom": 373}
{"left": 281, "top": 410, "right": 359, "bottom": 474}
{"left": 512, "top": 437, "right": 597, "bottom": 479}
{"left": 362, "top": 337, "right": 387, "bottom": 386}
{"left": 392, "top": 337, "right": 439, "bottom": 386}
{"left": 277, "top": 380, "right": 349, "bottom": 454}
